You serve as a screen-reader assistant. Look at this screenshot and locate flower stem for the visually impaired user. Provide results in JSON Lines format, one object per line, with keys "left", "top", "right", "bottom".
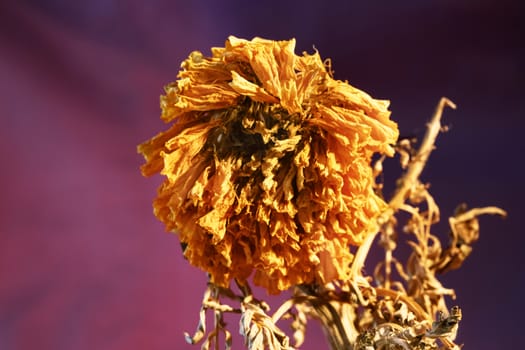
{"left": 298, "top": 286, "right": 354, "bottom": 350}
{"left": 316, "top": 302, "right": 353, "bottom": 350}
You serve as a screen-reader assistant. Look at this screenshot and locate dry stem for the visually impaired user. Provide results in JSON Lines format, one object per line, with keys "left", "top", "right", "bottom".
{"left": 350, "top": 97, "right": 456, "bottom": 280}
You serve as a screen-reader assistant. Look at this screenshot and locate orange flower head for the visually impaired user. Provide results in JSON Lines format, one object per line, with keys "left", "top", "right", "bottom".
{"left": 138, "top": 36, "right": 399, "bottom": 294}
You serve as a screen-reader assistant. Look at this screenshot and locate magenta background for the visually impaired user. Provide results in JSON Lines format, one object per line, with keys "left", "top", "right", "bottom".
{"left": 1, "top": 1, "right": 524, "bottom": 349}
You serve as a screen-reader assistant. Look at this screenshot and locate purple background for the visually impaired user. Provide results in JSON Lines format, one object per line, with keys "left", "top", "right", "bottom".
{"left": 1, "top": 1, "right": 523, "bottom": 349}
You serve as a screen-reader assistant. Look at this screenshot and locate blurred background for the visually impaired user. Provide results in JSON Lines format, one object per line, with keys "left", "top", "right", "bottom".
{"left": 0, "top": 0, "right": 523, "bottom": 349}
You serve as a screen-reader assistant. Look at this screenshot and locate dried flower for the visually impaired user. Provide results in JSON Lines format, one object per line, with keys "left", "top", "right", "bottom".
{"left": 138, "top": 36, "right": 398, "bottom": 293}
{"left": 139, "top": 37, "right": 506, "bottom": 350}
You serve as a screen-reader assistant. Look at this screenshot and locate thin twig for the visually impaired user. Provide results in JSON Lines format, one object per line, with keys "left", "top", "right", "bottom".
{"left": 350, "top": 97, "right": 456, "bottom": 280}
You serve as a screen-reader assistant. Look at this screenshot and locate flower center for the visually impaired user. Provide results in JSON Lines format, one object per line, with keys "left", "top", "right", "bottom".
{"left": 207, "top": 99, "right": 303, "bottom": 162}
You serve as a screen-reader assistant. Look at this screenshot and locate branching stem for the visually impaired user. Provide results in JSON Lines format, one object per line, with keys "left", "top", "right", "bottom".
{"left": 350, "top": 97, "right": 456, "bottom": 280}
